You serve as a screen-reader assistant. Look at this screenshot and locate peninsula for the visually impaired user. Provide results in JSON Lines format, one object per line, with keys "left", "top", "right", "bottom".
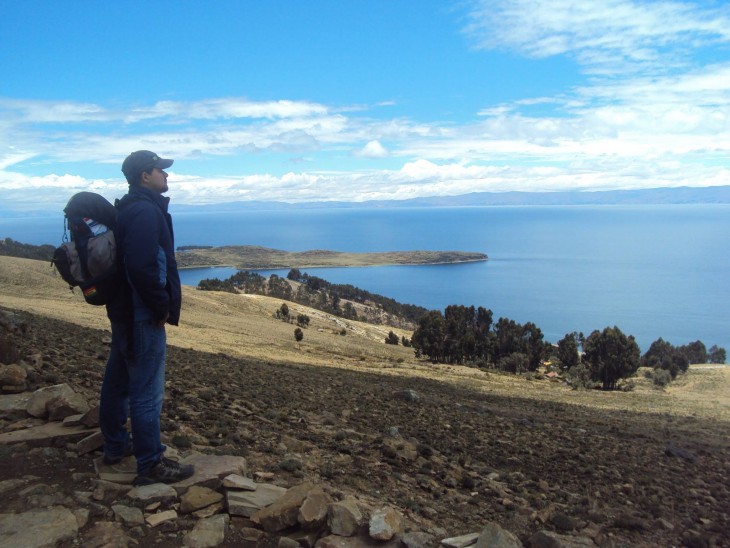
{"left": 176, "top": 245, "right": 487, "bottom": 270}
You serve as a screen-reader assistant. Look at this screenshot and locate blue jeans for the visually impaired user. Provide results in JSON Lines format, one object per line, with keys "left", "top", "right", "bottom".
{"left": 100, "top": 320, "right": 167, "bottom": 474}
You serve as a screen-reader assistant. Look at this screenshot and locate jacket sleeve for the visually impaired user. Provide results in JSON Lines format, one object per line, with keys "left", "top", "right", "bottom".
{"left": 122, "top": 206, "right": 170, "bottom": 322}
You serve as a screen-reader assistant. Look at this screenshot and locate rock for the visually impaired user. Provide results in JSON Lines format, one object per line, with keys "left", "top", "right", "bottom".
{"left": 401, "top": 531, "right": 437, "bottom": 547}
{"left": 81, "top": 521, "right": 132, "bottom": 548}
{"left": 26, "top": 384, "right": 78, "bottom": 419}
{"left": 174, "top": 452, "right": 247, "bottom": 491}
{"left": 441, "top": 532, "right": 480, "bottom": 547}
{"left": 222, "top": 473, "right": 256, "bottom": 490}
{"left": 298, "top": 486, "right": 332, "bottom": 528}
{"left": 315, "top": 535, "right": 367, "bottom": 547}
{"left": 183, "top": 514, "right": 229, "bottom": 547}
{"left": 227, "top": 482, "right": 287, "bottom": 517}
{"left": 278, "top": 537, "right": 300, "bottom": 548}
{"left": 63, "top": 413, "right": 84, "bottom": 427}
{"left": 550, "top": 513, "right": 580, "bottom": 532}
{"left": 0, "top": 393, "right": 31, "bottom": 420}
{"left": 193, "top": 501, "right": 225, "bottom": 519}
{"left": 0, "top": 363, "right": 26, "bottom": 386}
{"left": 664, "top": 443, "right": 698, "bottom": 464}
{"left": 328, "top": 497, "right": 362, "bottom": 537}
{"left": 475, "top": 523, "right": 522, "bottom": 548}
{"left": 528, "top": 530, "right": 595, "bottom": 547}
{"left": 368, "top": 506, "right": 403, "bottom": 541}
{"left": 111, "top": 504, "right": 145, "bottom": 526}
{"left": 613, "top": 512, "right": 649, "bottom": 531}
{"left": 127, "top": 482, "right": 178, "bottom": 504}
{"left": 80, "top": 405, "right": 100, "bottom": 427}
{"left": 47, "top": 390, "right": 90, "bottom": 421}
{"left": 251, "top": 481, "right": 317, "bottom": 532}
{"left": 393, "top": 389, "right": 419, "bottom": 402}
{"left": 75, "top": 430, "right": 104, "bottom": 454}
{"left": 0, "top": 421, "right": 94, "bottom": 446}
{"left": 0, "top": 478, "right": 28, "bottom": 494}
{"left": 180, "top": 485, "right": 224, "bottom": 514}
{"left": 146, "top": 509, "right": 178, "bottom": 527}
{"left": 0, "top": 505, "right": 78, "bottom": 547}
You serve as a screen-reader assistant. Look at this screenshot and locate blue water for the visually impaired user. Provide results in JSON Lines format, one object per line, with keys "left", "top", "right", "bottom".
{"left": 3, "top": 205, "right": 728, "bottom": 354}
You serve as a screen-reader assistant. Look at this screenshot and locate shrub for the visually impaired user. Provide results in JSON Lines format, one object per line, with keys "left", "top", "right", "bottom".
{"left": 652, "top": 368, "right": 672, "bottom": 388}
{"left": 566, "top": 364, "right": 594, "bottom": 390}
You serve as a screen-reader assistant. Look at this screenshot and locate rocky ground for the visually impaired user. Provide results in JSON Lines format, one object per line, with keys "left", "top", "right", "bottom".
{"left": 1, "top": 308, "right": 729, "bottom": 547}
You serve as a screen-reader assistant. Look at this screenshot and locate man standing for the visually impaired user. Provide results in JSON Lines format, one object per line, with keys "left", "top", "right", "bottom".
{"left": 100, "top": 150, "right": 194, "bottom": 485}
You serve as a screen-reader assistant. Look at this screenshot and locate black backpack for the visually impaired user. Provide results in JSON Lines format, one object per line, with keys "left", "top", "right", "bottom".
{"left": 52, "top": 192, "right": 122, "bottom": 305}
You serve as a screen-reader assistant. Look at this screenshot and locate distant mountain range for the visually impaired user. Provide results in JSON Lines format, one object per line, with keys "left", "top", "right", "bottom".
{"left": 4, "top": 186, "right": 729, "bottom": 218}
{"left": 172, "top": 185, "right": 730, "bottom": 212}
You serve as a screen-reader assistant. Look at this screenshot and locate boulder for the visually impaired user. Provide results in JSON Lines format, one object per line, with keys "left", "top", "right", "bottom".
{"left": 227, "top": 483, "right": 287, "bottom": 517}
{"left": 475, "top": 522, "right": 522, "bottom": 548}
{"left": 180, "top": 485, "right": 224, "bottom": 514}
{"left": 251, "top": 482, "right": 316, "bottom": 532}
{"left": 0, "top": 505, "right": 78, "bottom": 547}
{"left": 327, "top": 497, "right": 362, "bottom": 537}
{"left": 369, "top": 506, "right": 403, "bottom": 541}
{"left": 183, "top": 514, "right": 229, "bottom": 547}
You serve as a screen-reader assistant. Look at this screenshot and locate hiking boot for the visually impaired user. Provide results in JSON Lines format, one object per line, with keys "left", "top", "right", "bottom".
{"left": 134, "top": 457, "right": 195, "bottom": 485}
{"left": 102, "top": 440, "right": 134, "bottom": 465}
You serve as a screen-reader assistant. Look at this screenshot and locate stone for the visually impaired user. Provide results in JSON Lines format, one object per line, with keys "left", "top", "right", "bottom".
{"left": 81, "top": 405, "right": 100, "bottom": 427}
{"left": 528, "top": 530, "right": 596, "bottom": 548}
{"left": 0, "top": 505, "right": 78, "bottom": 547}
{"left": 314, "top": 535, "right": 367, "bottom": 547}
{"left": 0, "top": 478, "right": 28, "bottom": 494}
{"left": 73, "top": 508, "right": 90, "bottom": 529}
{"left": 401, "top": 531, "right": 436, "bottom": 548}
{"left": 47, "top": 390, "right": 90, "bottom": 421}
{"left": 298, "top": 486, "right": 332, "bottom": 528}
{"left": 0, "top": 363, "right": 26, "bottom": 386}
{"left": 111, "top": 504, "right": 145, "bottom": 526}
{"left": 63, "top": 413, "right": 84, "bottom": 427}
{"left": 475, "top": 523, "right": 522, "bottom": 548}
{"left": 127, "top": 482, "right": 178, "bottom": 504}
{"left": 75, "top": 430, "right": 104, "bottom": 454}
{"left": 251, "top": 482, "right": 318, "bottom": 532}
{"left": 441, "top": 532, "right": 480, "bottom": 547}
{"left": 193, "top": 501, "right": 225, "bottom": 519}
{"left": 26, "top": 384, "right": 77, "bottom": 419}
{"left": 227, "top": 482, "right": 287, "bottom": 517}
{"left": 222, "top": 473, "right": 256, "bottom": 490}
{"left": 0, "top": 421, "right": 94, "bottom": 446}
{"left": 327, "top": 497, "right": 362, "bottom": 537}
{"left": 146, "top": 509, "right": 178, "bottom": 527}
{"left": 369, "top": 506, "right": 403, "bottom": 541}
{"left": 180, "top": 485, "right": 224, "bottom": 514}
{"left": 81, "top": 521, "right": 132, "bottom": 548}
{"left": 174, "top": 452, "right": 247, "bottom": 491}
{"left": 183, "top": 514, "right": 229, "bottom": 547}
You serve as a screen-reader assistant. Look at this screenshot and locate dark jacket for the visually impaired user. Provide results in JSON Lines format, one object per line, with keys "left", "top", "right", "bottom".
{"left": 106, "top": 186, "right": 181, "bottom": 326}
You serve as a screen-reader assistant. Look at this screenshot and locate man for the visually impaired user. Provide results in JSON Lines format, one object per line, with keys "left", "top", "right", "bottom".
{"left": 99, "top": 150, "right": 194, "bottom": 485}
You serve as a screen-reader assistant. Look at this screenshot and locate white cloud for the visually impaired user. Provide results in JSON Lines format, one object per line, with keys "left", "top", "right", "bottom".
{"left": 465, "top": 0, "right": 730, "bottom": 74}
{"left": 355, "top": 140, "right": 389, "bottom": 158}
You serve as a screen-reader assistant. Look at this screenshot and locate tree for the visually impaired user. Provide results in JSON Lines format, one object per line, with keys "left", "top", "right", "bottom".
{"left": 294, "top": 327, "right": 303, "bottom": 348}
{"left": 385, "top": 331, "right": 400, "bottom": 345}
{"left": 557, "top": 333, "right": 580, "bottom": 370}
{"left": 278, "top": 303, "right": 289, "bottom": 319}
{"left": 583, "top": 326, "right": 640, "bottom": 390}
{"left": 679, "top": 340, "right": 707, "bottom": 366}
{"left": 296, "top": 314, "right": 310, "bottom": 327}
{"left": 411, "top": 310, "right": 446, "bottom": 361}
{"left": 709, "top": 345, "right": 727, "bottom": 364}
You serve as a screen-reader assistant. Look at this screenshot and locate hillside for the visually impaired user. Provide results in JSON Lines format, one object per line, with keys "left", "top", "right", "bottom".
{"left": 176, "top": 246, "right": 488, "bottom": 270}
{"left": 1, "top": 256, "right": 729, "bottom": 546}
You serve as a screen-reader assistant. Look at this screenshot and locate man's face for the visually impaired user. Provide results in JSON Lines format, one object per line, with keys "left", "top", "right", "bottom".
{"left": 141, "top": 167, "right": 169, "bottom": 194}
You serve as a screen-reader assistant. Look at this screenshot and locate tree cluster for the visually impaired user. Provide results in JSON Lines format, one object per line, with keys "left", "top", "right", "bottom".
{"left": 0, "top": 238, "right": 54, "bottom": 261}
{"left": 641, "top": 338, "right": 726, "bottom": 378}
{"left": 410, "top": 305, "right": 550, "bottom": 373}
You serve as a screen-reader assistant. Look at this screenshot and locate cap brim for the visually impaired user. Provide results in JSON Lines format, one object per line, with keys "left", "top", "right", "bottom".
{"left": 155, "top": 158, "right": 174, "bottom": 169}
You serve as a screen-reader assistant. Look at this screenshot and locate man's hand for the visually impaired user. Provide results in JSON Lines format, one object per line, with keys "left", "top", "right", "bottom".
{"left": 157, "top": 312, "right": 170, "bottom": 327}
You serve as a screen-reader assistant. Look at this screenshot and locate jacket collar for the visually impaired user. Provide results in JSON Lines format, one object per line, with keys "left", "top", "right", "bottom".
{"left": 124, "top": 185, "right": 171, "bottom": 212}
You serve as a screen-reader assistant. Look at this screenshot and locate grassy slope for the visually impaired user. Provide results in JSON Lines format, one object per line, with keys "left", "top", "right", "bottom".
{"left": 2, "top": 255, "right": 729, "bottom": 425}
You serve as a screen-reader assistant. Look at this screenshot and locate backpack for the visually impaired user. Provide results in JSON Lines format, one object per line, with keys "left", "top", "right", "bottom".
{"left": 52, "top": 192, "right": 122, "bottom": 306}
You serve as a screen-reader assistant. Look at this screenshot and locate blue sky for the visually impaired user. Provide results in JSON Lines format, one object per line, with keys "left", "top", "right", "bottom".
{"left": 1, "top": 0, "right": 729, "bottom": 210}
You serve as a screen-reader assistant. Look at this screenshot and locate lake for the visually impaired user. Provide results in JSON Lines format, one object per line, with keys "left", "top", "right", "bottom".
{"left": 3, "top": 204, "right": 728, "bottom": 355}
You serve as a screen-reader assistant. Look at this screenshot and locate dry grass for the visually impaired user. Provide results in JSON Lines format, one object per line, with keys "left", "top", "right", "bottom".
{"left": 2, "top": 255, "right": 729, "bottom": 424}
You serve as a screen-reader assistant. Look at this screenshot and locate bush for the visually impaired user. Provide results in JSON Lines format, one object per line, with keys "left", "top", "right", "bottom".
{"left": 566, "top": 364, "right": 594, "bottom": 390}
{"left": 652, "top": 368, "right": 672, "bottom": 388}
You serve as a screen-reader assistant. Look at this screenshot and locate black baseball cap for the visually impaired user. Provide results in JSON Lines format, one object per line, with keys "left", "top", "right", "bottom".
{"left": 121, "top": 150, "right": 174, "bottom": 184}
